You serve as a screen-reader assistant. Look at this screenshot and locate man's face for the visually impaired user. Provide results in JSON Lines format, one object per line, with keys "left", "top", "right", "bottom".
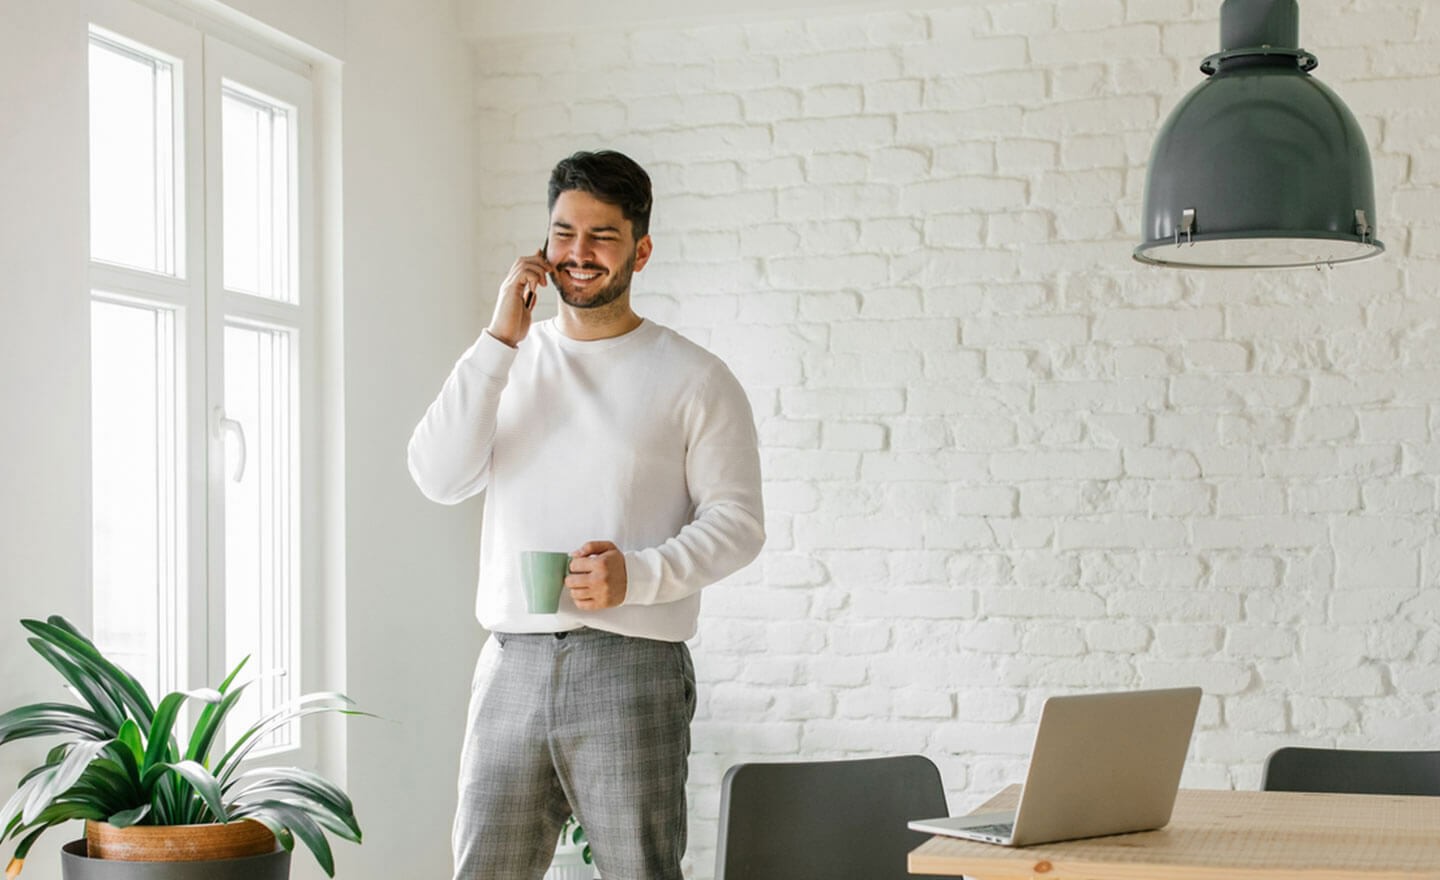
{"left": 545, "top": 189, "right": 652, "bottom": 310}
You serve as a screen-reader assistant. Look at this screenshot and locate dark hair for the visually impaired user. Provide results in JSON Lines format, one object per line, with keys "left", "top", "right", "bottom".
{"left": 547, "top": 150, "right": 653, "bottom": 240}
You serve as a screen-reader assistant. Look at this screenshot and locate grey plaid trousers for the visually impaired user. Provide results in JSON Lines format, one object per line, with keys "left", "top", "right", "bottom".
{"left": 452, "top": 628, "right": 697, "bottom": 880}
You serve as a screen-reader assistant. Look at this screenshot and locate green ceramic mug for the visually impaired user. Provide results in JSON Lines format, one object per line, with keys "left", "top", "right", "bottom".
{"left": 520, "top": 550, "right": 571, "bottom": 614}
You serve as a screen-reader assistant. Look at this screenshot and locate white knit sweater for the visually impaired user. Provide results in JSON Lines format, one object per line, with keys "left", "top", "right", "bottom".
{"left": 408, "top": 319, "right": 765, "bottom": 641}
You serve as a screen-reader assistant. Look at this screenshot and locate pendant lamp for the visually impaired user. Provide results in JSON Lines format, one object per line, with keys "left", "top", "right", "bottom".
{"left": 1134, "top": 0, "right": 1383, "bottom": 269}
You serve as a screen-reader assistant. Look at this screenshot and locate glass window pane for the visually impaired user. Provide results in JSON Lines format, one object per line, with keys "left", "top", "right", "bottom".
{"left": 89, "top": 35, "right": 179, "bottom": 276}
{"left": 91, "top": 298, "right": 182, "bottom": 700}
{"left": 222, "top": 86, "right": 294, "bottom": 303}
{"left": 223, "top": 324, "right": 298, "bottom": 751}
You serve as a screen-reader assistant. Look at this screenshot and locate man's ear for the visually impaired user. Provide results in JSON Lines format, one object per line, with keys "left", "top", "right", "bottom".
{"left": 633, "top": 234, "right": 653, "bottom": 272}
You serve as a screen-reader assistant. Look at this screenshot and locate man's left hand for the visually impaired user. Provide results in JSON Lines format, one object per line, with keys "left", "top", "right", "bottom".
{"left": 566, "top": 541, "right": 627, "bottom": 611}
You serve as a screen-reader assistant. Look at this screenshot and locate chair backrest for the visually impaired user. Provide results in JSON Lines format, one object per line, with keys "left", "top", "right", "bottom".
{"left": 714, "top": 754, "right": 949, "bottom": 880}
{"left": 1262, "top": 747, "right": 1440, "bottom": 797}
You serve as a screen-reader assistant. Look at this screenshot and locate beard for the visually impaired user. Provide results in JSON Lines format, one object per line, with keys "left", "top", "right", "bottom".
{"left": 552, "top": 250, "right": 636, "bottom": 310}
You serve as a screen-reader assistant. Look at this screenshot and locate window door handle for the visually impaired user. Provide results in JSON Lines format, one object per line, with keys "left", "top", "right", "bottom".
{"left": 216, "top": 408, "right": 247, "bottom": 482}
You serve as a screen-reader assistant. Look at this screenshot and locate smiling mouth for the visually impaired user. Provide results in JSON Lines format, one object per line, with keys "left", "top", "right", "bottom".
{"left": 560, "top": 265, "right": 605, "bottom": 285}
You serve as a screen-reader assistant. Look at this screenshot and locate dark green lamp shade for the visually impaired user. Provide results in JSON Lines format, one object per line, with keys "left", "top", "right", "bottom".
{"left": 1135, "top": 3, "right": 1383, "bottom": 268}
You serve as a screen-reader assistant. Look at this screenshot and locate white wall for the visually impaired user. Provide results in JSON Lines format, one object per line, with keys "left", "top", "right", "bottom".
{"left": 462, "top": 1, "right": 1440, "bottom": 876}
{"left": 1, "top": 4, "right": 106, "bottom": 878}
{"left": 332, "top": 0, "right": 481, "bottom": 877}
{"left": 0, "top": 1, "right": 478, "bottom": 878}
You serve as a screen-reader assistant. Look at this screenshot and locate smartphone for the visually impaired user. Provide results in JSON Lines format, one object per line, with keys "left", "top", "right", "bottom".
{"left": 524, "top": 236, "right": 548, "bottom": 310}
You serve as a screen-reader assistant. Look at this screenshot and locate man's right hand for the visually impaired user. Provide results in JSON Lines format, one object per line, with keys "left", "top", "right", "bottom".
{"left": 487, "top": 247, "right": 551, "bottom": 347}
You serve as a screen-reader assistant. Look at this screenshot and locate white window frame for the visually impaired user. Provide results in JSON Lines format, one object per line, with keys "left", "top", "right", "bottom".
{"left": 87, "top": 0, "right": 325, "bottom": 767}
{"left": 205, "top": 31, "right": 317, "bottom": 757}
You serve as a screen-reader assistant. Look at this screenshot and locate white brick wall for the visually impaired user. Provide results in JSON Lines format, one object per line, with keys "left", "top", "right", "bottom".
{"left": 467, "top": 3, "right": 1440, "bottom": 875}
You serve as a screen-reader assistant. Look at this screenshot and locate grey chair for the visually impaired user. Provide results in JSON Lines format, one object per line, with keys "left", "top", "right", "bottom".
{"left": 1261, "top": 746, "right": 1440, "bottom": 796}
{"left": 714, "top": 754, "right": 950, "bottom": 880}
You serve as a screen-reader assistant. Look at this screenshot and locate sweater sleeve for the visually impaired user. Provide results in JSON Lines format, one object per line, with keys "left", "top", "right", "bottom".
{"left": 407, "top": 332, "right": 518, "bottom": 505}
{"left": 623, "top": 362, "right": 766, "bottom": 606}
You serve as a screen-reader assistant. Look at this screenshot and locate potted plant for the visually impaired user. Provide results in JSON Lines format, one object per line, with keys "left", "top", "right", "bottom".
{"left": 544, "top": 816, "right": 595, "bottom": 880}
{"left": 0, "top": 616, "right": 363, "bottom": 879}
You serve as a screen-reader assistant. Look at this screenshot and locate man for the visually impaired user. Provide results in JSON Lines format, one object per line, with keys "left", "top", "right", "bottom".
{"left": 408, "top": 150, "right": 765, "bottom": 880}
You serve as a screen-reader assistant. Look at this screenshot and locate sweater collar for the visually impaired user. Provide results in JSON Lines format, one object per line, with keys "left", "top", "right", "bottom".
{"left": 543, "top": 317, "right": 655, "bottom": 353}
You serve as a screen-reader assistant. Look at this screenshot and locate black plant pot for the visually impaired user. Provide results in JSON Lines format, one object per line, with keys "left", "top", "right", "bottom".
{"left": 60, "top": 839, "right": 291, "bottom": 880}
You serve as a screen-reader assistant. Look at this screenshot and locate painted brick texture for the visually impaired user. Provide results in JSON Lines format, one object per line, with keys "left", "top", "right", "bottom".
{"left": 468, "top": 3, "right": 1440, "bottom": 875}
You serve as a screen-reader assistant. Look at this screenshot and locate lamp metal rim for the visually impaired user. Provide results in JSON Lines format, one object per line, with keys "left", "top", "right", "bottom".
{"left": 1200, "top": 46, "right": 1317, "bottom": 75}
{"left": 1134, "top": 229, "right": 1385, "bottom": 270}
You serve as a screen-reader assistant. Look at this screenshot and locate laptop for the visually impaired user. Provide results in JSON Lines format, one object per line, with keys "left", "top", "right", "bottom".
{"left": 908, "top": 686, "right": 1202, "bottom": 847}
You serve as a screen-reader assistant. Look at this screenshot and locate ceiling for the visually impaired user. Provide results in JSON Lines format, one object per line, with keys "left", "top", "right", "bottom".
{"left": 459, "top": 0, "right": 991, "bottom": 38}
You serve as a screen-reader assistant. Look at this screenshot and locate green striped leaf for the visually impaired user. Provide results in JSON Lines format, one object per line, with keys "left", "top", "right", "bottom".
{"left": 21, "top": 618, "right": 153, "bottom": 724}
{"left": 142, "top": 689, "right": 219, "bottom": 774}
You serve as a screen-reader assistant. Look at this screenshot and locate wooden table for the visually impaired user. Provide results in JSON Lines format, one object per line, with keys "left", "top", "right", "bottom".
{"left": 909, "top": 785, "right": 1440, "bottom": 879}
